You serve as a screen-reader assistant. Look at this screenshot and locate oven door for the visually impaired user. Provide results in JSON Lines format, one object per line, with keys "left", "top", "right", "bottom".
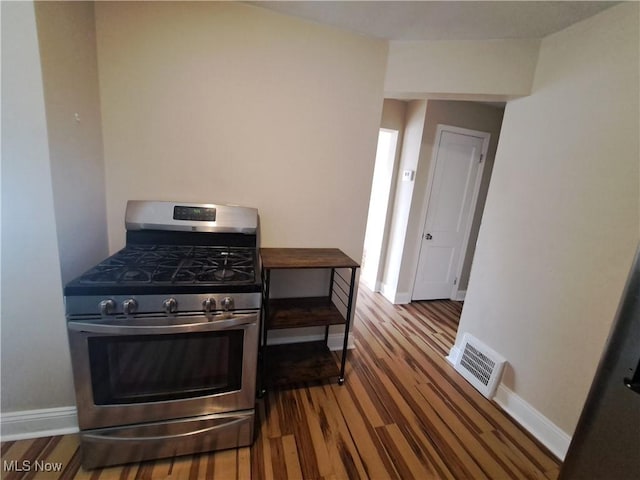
{"left": 67, "top": 312, "right": 258, "bottom": 430}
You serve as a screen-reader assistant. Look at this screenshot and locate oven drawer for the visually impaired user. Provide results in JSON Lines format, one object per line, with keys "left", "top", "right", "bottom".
{"left": 80, "top": 410, "right": 255, "bottom": 469}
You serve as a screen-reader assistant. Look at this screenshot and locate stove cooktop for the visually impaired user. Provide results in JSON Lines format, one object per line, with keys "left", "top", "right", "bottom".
{"left": 64, "top": 244, "right": 260, "bottom": 296}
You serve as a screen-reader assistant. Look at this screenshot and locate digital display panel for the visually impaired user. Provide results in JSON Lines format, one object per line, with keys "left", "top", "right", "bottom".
{"left": 173, "top": 206, "right": 216, "bottom": 222}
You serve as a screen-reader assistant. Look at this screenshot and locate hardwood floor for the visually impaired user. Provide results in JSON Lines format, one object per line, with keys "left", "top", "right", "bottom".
{"left": 1, "top": 285, "right": 561, "bottom": 479}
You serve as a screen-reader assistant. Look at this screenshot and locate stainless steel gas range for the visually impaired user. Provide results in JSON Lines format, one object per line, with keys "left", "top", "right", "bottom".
{"left": 63, "top": 201, "right": 261, "bottom": 469}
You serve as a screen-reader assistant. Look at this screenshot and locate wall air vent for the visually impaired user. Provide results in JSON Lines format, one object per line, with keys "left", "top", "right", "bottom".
{"left": 454, "top": 333, "right": 506, "bottom": 399}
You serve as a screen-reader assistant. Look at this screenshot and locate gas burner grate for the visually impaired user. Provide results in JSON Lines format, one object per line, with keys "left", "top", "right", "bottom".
{"left": 78, "top": 245, "right": 256, "bottom": 286}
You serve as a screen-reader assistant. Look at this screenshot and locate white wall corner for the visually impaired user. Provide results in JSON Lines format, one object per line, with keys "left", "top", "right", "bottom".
{"left": 493, "top": 384, "right": 571, "bottom": 461}
{"left": 1, "top": 407, "right": 79, "bottom": 441}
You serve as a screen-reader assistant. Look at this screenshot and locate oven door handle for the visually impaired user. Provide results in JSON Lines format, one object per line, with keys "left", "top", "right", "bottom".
{"left": 67, "top": 315, "right": 257, "bottom": 335}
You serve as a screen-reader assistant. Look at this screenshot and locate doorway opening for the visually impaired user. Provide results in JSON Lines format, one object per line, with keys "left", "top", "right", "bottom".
{"left": 361, "top": 129, "right": 398, "bottom": 291}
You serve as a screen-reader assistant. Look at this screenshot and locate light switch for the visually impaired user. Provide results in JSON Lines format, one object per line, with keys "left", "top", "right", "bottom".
{"left": 402, "top": 170, "right": 415, "bottom": 182}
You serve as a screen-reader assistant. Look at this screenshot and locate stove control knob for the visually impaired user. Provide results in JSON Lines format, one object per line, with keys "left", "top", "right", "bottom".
{"left": 122, "top": 298, "right": 138, "bottom": 315}
{"left": 99, "top": 299, "right": 116, "bottom": 315}
{"left": 221, "top": 296, "right": 234, "bottom": 311}
{"left": 163, "top": 297, "right": 178, "bottom": 314}
{"left": 202, "top": 297, "right": 216, "bottom": 313}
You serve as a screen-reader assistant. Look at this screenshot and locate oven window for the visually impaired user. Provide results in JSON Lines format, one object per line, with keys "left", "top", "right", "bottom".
{"left": 88, "top": 331, "right": 243, "bottom": 405}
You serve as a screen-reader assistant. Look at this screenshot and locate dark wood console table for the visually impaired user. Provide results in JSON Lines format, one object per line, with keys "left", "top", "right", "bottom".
{"left": 260, "top": 248, "right": 359, "bottom": 391}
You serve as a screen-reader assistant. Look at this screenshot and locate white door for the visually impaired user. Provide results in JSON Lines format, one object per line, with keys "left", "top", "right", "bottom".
{"left": 412, "top": 126, "right": 489, "bottom": 300}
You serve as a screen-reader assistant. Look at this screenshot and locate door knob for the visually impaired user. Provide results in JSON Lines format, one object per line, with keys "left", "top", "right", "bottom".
{"left": 425, "top": 233, "right": 433, "bottom": 240}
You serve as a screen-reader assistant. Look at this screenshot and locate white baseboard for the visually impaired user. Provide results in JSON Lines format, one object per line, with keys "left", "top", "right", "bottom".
{"left": 394, "top": 292, "right": 411, "bottom": 304}
{"left": 361, "top": 277, "right": 383, "bottom": 293}
{"left": 360, "top": 276, "right": 376, "bottom": 292}
{"left": 447, "top": 344, "right": 570, "bottom": 460}
{"left": 380, "top": 283, "right": 394, "bottom": 302}
{"left": 379, "top": 283, "right": 411, "bottom": 304}
{"left": 266, "top": 330, "right": 355, "bottom": 351}
{"left": 453, "top": 290, "right": 466, "bottom": 301}
{"left": 493, "top": 384, "right": 571, "bottom": 461}
{"left": 1, "top": 407, "right": 79, "bottom": 441}
{"left": 446, "top": 345, "right": 461, "bottom": 365}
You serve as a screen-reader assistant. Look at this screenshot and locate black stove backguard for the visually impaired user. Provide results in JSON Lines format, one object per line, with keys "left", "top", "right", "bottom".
{"left": 126, "top": 230, "right": 257, "bottom": 248}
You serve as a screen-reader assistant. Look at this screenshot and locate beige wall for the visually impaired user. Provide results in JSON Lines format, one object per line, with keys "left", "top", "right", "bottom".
{"left": 95, "top": 2, "right": 388, "bottom": 264}
{"left": 456, "top": 1, "right": 639, "bottom": 440}
{"left": 1, "top": 1, "right": 75, "bottom": 412}
{"left": 1, "top": 0, "right": 387, "bottom": 422}
{"left": 385, "top": 39, "right": 540, "bottom": 99}
{"left": 35, "top": 1, "right": 108, "bottom": 285}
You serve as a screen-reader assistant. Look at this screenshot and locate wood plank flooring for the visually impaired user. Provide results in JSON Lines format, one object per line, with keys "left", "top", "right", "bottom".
{"left": 1, "top": 285, "right": 561, "bottom": 479}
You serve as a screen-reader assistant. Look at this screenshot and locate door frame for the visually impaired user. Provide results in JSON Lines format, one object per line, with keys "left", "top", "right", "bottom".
{"left": 410, "top": 124, "right": 491, "bottom": 301}
{"left": 362, "top": 128, "right": 400, "bottom": 292}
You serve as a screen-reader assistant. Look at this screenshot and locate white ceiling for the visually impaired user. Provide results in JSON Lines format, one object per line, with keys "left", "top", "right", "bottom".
{"left": 248, "top": 1, "right": 618, "bottom": 41}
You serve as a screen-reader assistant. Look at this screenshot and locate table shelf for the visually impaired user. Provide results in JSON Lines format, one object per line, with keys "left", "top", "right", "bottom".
{"left": 259, "top": 248, "right": 359, "bottom": 392}
{"left": 264, "top": 342, "right": 339, "bottom": 386}
{"left": 267, "top": 296, "right": 346, "bottom": 329}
